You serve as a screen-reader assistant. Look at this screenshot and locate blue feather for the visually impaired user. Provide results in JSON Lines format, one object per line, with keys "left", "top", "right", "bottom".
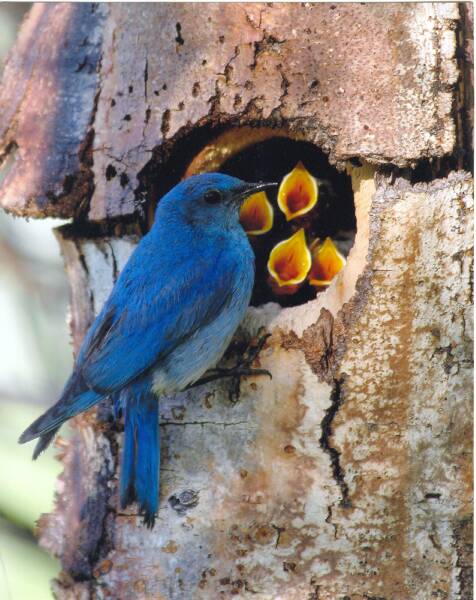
{"left": 19, "top": 173, "right": 275, "bottom": 527}
{"left": 119, "top": 381, "right": 159, "bottom": 528}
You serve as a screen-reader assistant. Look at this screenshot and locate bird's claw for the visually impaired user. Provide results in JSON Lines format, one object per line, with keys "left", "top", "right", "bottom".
{"left": 187, "top": 330, "right": 272, "bottom": 401}
{"left": 223, "top": 330, "right": 272, "bottom": 402}
{"left": 227, "top": 366, "right": 272, "bottom": 403}
{"left": 242, "top": 331, "right": 270, "bottom": 362}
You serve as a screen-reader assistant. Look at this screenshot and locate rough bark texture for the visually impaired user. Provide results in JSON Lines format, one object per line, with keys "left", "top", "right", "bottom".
{"left": 0, "top": 3, "right": 463, "bottom": 219}
{"left": 0, "top": 3, "right": 473, "bottom": 600}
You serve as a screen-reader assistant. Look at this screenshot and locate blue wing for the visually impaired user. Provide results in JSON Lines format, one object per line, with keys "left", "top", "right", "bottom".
{"left": 19, "top": 231, "right": 252, "bottom": 452}
{"left": 79, "top": 236, "right": 247, "bottom": 393}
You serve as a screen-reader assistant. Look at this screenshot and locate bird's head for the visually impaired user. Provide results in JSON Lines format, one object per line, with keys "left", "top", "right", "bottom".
{"left": 156, "top": 173, "right": 277, "bottom": 230}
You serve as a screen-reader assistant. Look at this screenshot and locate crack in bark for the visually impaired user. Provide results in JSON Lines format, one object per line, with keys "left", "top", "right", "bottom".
{"left": 106, "top": 240, "right": 119, "bottom": 282}
{"left": 243, "top": 7, "right": 266, "bottom": 31}
{"left": 143, "top": 56, "right": 149, "bottom": 100}
{"left": 219, "top": 45, "right": 240, "bottom": 85}
{"left": 271, "top": 524, "right": 285, "bottom": 548}
{"left": 319, "top": 377, "right": 351, "bottom": 508}
{"left": 250, "top": 31, "right": 285, "bottom": 70}
{"left": 269, "top": 64, "right": 290, "bottom": 121}
{"left": 207, "top": 79, "right": 222, "bottom": 116}
{"left": 277, "top": 64, "right": 290, "bottom": 104}
{"left": 73, "top": 238, "right": 96, "bottom": 325}
{"left": 325, "top": 505, "right": 338, "bottom": 539}
{"left": 73, "top": 65, "right": 103, "bottom": 221}
{"left": 160, "top": 419, "right": 250, "bottom": 427}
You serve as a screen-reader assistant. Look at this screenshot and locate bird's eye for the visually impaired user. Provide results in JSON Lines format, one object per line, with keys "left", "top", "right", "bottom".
{"left": 204, "top": 189, "right": 222, "bottom": 204}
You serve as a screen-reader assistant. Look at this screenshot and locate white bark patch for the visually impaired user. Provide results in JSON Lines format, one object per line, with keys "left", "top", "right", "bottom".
{"left": 330, "top": 172, "right": 473, "bottom": 599}
{"left": 96, "top": 348, "right": 344, "bottom": 599}
{"left": 81, "top": 238, "right": 136, "bottom": 315}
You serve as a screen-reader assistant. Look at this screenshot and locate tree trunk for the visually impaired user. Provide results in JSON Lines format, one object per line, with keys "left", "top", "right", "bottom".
{"left": 0, "top": 3, "right": 472, "bottom": 599}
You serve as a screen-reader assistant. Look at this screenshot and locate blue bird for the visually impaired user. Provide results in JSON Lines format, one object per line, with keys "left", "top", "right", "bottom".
{"left": 19, "top": 173, "right": 276, "bottom": 527}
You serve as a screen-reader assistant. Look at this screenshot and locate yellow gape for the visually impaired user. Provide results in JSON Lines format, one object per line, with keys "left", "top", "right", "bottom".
{"left": 267, "top": 228, "right": 312, "bottom": 287}
{"left": 277, "top": 161, "right": 318, "bottom": 221}
{"left": 239, "top": 192, "right": 274, "bottom": 235}
{"left": 308, "top": 237, "right": 346, "bottom": 287}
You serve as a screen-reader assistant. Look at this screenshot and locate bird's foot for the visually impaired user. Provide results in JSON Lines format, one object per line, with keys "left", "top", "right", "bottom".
{"left": 187, "top": 330, "right": 272, "bottom": 401}
{"left": 226, "top": 330, "right": 272, "bottom": 401}
{"left": 226, "top": 366, "right": 271, "bottom": 403}
{"left": 241, "top": 330, "right": 272, "bottom": 370}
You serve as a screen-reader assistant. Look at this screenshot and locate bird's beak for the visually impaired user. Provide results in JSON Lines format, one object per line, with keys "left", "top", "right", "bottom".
{"left": 236, "top": 181, "right": 278, "bottom": 203}
{"left": 239, "top": 192, "right": 274, "bottom": 235}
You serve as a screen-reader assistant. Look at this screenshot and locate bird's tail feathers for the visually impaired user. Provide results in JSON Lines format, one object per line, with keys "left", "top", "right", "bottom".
{"left": 119, "top": 383, "right": 159, "bottom": 529}
{"left": 18, "top": 388, "right": 102, "bottom": 457}
{"left": 32, "top": 427, "right": 60, "bottom": 460}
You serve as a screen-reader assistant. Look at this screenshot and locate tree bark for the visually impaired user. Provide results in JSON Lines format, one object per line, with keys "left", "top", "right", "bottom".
{"left": 0, "top": 3, "right": 472, "bottom": 599}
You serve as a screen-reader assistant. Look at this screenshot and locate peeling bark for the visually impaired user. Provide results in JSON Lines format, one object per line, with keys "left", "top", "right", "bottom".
{"left": 0, "top": 3, "right": 107, "bottom": 218}
{"left": 0, "top": 3, "right": 461, "bottom": 220}
{"left": 0, "top": 3, "right": 472, "bottom": 599}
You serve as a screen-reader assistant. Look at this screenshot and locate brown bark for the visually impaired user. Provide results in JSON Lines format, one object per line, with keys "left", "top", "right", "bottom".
{"left": 0, "top": 3, "right": 472, "bottom": 599}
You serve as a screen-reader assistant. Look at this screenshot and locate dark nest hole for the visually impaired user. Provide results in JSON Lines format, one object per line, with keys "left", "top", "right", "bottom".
{"left": 138, "top": 133, "right": 356, "bottom": 308}
{"left": 136, "top": 123, "right": 227, "bottom": 218}
{"left": 219, "top": 137, "right": 356, "bottom": 307}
